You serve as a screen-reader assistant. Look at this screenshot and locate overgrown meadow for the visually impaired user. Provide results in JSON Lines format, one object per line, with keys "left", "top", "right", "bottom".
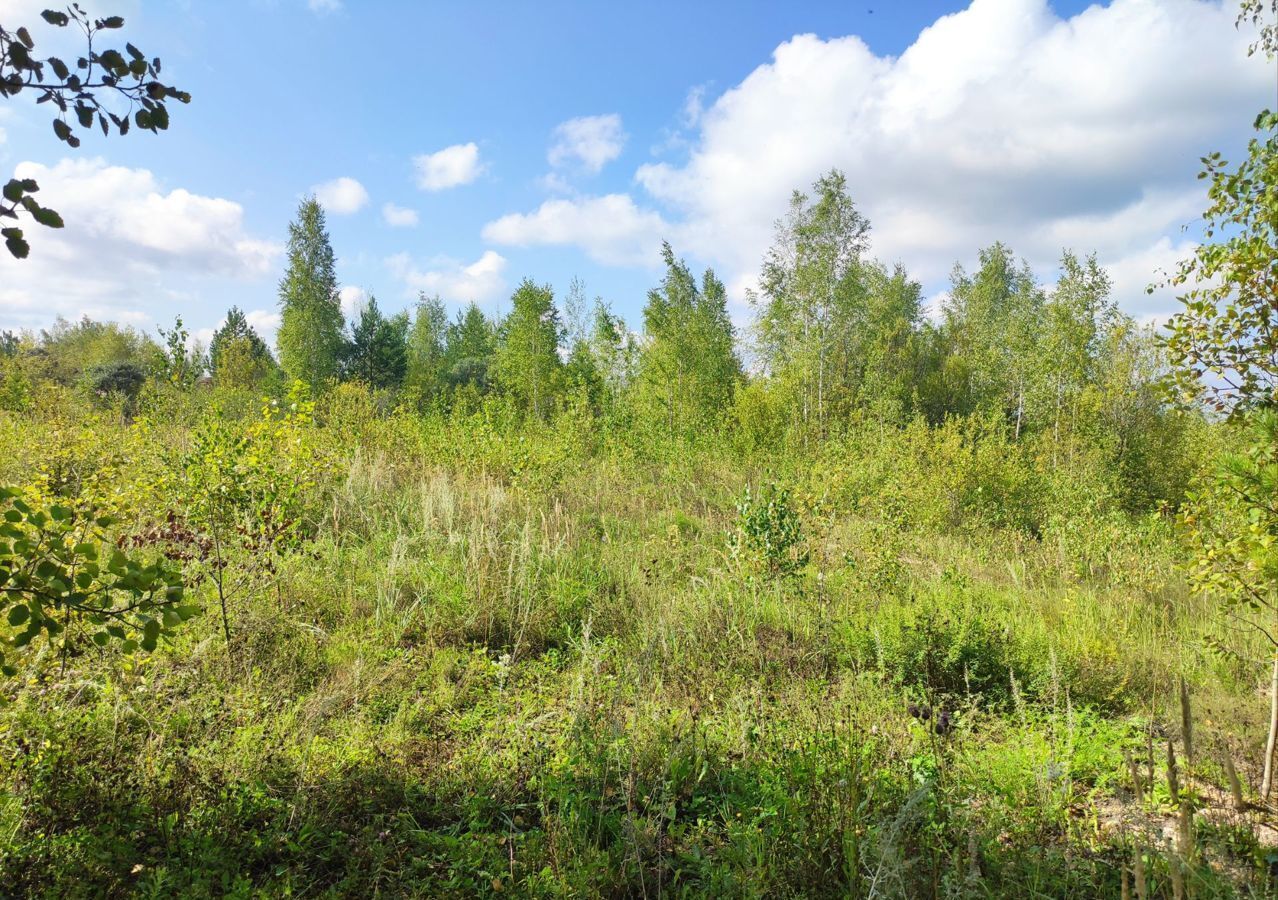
{"left": 0, "top": 166, "right": 1275, "bottom": 897}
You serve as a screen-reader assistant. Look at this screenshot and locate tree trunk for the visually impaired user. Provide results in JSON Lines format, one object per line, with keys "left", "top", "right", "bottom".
{"left": 1262, "top": 656, "right": 1278, "bottom": 800}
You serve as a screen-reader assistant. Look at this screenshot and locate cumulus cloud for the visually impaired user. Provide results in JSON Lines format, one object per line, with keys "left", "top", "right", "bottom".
{"left": 0, "top": 158, "right": 280, "bottom": 330}
{"left": 385, "top": 250, "right": 507, "bottom": 303}
{"left": 338, "top": 285, "right": 369, "bottom": 320}
{"left": 381, "top": 202, "right": 419, "bottom": 227}
{"left": 245, "top": 308, "right": 283, "bottom": 340}
{"left": 495, "top": 0, "right": 1269, "bottom": 317}
{"left": 0, "top": 0, "right": 72, "bottom": 19}
{"left": 548, "top": 114, "right": 627, "bottom": 175}
{"left": 413, "top": 143, "right": 484, "bottom": 191}
{"left": 483, "top": 194, "right": 669, "bottom": 267}
{"left": 312, "top": 176, "right": 369, "bottom": 215}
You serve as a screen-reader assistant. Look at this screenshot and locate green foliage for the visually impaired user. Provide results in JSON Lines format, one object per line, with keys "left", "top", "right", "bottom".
{"left": 29, "top": 316, "right": 161, "bottom": 388}
{"left": 1182, "top": 410, "right": 1278, "bottom": 656}
{"left": 0, "top": 486, "right": 189, "bottom": 675}
{"left": 84, "top": 360, "right": 147, "bottom": 406}
{"left": 342, "top": 295, "right": 409, "bottom": 389}
{"left": 175, "top": 384, "right": 325, "bottom": 642}
{"left": 404, "top": 294, "right": 448, "bottom": 405}
{"left": 0, "top": 158, "right": 1270, "bottom": 896}
{"left": 209, "top": 306, "right": 274, "bottom": 388}
{"left": 635, "top": 242, "right": 741, "bottom": 440}
{"left": 0, "top": 9, "right": 188, "bottom": 257}
{"left": 756, "top": 169, "right": 912, "bottom": 439}
{"left": 0, "top": 347, "right": 33, "bottom": 413}
{"left": 493, "top": 279, "right": 564, "bottom": 419}
{"left": 153, "top": 316, "right": 204, "bottom": 388}
{"left": 443, "top": 302, "right": 496, "bottom": 403}
{"left": 1164, "top": 110, "right": 1278, "bottom": 414}
{"left": 277, "top": 197, "right": 344, "bottom": 390}
{"left": 731, "top": 481, "right": 809, "bottom": 577}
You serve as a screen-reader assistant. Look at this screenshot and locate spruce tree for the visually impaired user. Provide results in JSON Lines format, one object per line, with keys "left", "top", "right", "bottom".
{"left": 343, "top": 296, "right": 408, "bottom": 389}
{"left": 444, "top": 303, "right": 496, "bottom": 394}
{"left": 277, "top": 197, "right": 344, "bottom": 389}
{"left": 209, "top": 306, "right": 272, "bottom": 382}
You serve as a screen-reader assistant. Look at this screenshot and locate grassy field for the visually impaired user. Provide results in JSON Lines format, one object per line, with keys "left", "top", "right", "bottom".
{"left": 0, "top": 383, "right": 1271, "bottom": 897}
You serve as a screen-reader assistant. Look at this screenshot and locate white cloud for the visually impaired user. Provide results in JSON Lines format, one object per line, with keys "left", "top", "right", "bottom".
{"left": 0, "top": 158, "right": 280, "bottom": 330}
{"left": 312, "top": 176, "right": 369, "bottom": 215}
{"left": 338, "top": 285, "right": 368, "bottom": 320}
{"left": 537, "top": 172, "right": 574, "bottom": 195}
{"left": 0, "top": 0, "right": 71, "bottom": 18}
{"left": 385, "top": 250, "right": 507, "bottom": 303}
{"left": 413, "top": 143, "right": 484, "bottom": 191}
{"left": 497, "top": 0, "right": 1267, "bottom": 318}
{"left": 245, "top": 308, "right": 283, "bottom": 342}
{"left": 482, "top": 194, "right": 669, "bottom": 267}
{"left": 381, "top": 202, "right": 419, "bottom": 227}
{"left": 308, "top": 0, "right": 341, "bottom": 13}
{"left": 548, "top": 114, "right": 626, "bottom": 174}
{"left": 681, "top": 85, "right": 708, "bottom": 128}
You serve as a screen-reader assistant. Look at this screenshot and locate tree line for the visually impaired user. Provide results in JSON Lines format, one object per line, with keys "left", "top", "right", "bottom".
{"left": 161, "top": 171, "right": 1169, "bottom": 460}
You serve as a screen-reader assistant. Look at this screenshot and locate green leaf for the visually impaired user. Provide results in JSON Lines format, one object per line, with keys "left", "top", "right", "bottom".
{"left": 2, "top": 180, "right": 24, "bottom": 203}
{"left": 48, "top": 505, "right": 72, "bottom": 521}
{"left": 48, "top": 57, "right": 69, "bottom": 80}
{"left": 98, "top": 49, "right": 127, "bottom": 72}
{"left": 52, "top": 119, "right": 72, "bottom": 143}
{"left": 100, "top": 16, "right": 126, "bottom": 29}
{"left": 41, "top": 10, "right": 71, "bottom": 26}
{"left": 6, "top": 605, "right": 29, "bottom": 626}
{"left": 3, "top": 229, "right": 28, "bottom": 260}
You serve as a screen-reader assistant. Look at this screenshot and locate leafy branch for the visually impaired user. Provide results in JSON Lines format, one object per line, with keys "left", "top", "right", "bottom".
{"left": 0, "top": 486, "right": 194, "bottom": 677}
{"left": 0, "top": 5, "right": 190, "bottom": 258}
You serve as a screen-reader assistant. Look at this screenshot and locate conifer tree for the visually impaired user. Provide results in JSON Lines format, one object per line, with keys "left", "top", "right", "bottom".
{"left": 209, "top": 306, "right": 273, "bottom": 386}
{"left": 444, "top": 303, "right": 496, "bottom": 395}
{"left": 342, "top": 296, "right": 408, "bottom": 389}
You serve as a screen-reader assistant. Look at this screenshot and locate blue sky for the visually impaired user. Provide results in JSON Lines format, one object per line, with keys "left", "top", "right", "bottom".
{"left": 0, "top": 0, "right": 1272, "bottom": 345}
